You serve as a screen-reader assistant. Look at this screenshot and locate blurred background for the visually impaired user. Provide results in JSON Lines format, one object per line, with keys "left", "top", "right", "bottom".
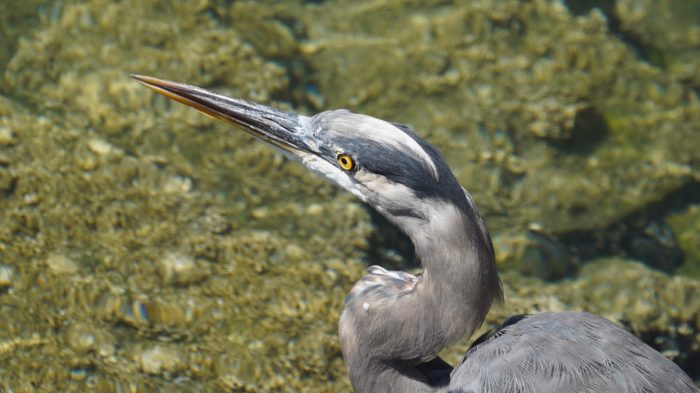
{"left": 0, "top": 0, "right": 698, "bottom": 391}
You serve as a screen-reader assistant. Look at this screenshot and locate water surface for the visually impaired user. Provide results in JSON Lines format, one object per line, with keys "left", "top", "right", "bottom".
{"left": 0, "top": 0, "right": 699, "bottom": 391}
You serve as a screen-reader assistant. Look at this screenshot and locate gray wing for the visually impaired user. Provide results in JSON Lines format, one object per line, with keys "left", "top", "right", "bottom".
{"left": 447, "top": 312, "right": 699, "bottom": 393}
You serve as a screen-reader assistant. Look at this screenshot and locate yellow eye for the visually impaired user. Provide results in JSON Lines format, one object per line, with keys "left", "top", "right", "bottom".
{"left": 337, "top": 153, "right": 355, "bottom": 171}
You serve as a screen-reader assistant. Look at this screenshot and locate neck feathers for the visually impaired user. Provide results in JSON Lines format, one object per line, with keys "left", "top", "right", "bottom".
{"left": 340, "top": 189, "right": 501, "bottom": 392}
{"left": 410, "top": 193, "right": 502, "bottom": 344}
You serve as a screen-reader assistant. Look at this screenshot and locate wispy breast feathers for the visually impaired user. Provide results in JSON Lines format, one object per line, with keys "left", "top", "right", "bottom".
{"left": 346, "top": 265, "right": 420, "bottom": 304}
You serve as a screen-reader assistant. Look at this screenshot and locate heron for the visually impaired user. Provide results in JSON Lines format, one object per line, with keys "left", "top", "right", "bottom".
{"left": 131, "top": 74, "right": 698, "bottom": 393}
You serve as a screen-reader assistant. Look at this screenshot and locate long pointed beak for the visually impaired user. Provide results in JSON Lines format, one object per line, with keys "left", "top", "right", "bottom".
{"left": 130, "top": 74, "right": 311, "bottom": 154}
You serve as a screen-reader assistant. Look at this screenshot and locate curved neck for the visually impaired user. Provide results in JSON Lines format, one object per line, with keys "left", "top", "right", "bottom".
{"left": 340, "top": 194, "right": 502, "bottom": 393}
{"left": 411, "top": 198, "right": 502, "bottom": 342}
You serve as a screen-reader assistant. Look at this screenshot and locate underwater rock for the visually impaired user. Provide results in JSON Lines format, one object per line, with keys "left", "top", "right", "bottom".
{"left": 0, "top": 264, "right": 16, "bottom": 292}
{"left": 135, "top": 344, "right": 184, "bottom": 376}
{"left": 65, "top": 322, "right": 115, "bottom": 357}
{"left": 199, "top": 208, "right": 233, "bottom": 235}
{"left": 0, "top": 126, "right": 15, "bottom": 146}
{"left": 3, "top": 0, "right": 289, "bottom": 144}
{"left": 668, "top": 202, "right": 700, "bottom": 277}
{"left": 45, "top": 253, "right": 78, "bottom": 275}
{"left": 86, "top": 138, "right": 115, "bottom": 156}
{"left": 622, "top": 219, "right": 683, "bottom": 272}
{"left": 157, "top": 252, "right": 208, "bottom": 286}
{"left": 614, "top": 0, "right": 700, "bottom": 85}
{"left": 0, "top": 167, "right": 17, "bottom": 196}
{"left": 0, "top": 0, "right": 697, "bottom": 391}
{"left": 493, "top": 230, "right": 577, "bottom": 280}
{"left": 0, "top": 0, "right": 46, "bottom": 78}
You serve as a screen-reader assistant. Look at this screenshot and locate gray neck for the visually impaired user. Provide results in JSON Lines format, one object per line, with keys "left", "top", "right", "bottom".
{"left": 340, "top": 194, "right": 502, "bottom": 392}
{"left": 402, "top": 196, "right": 501, "bottom": 353}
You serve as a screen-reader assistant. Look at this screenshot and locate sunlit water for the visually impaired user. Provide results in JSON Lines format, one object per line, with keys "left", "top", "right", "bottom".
{"left": 0, "top": 0, "right": 698, "bottom": 391}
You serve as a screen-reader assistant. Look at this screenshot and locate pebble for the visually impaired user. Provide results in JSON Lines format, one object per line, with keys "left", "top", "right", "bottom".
{"left": 251, "top": 207, "right": 269, "bottom": 219}
{"left": 69, "top": 368, "right": 89, "bottom": 382}
{"left": 284, "top": 244, "right": 305, "bottom": 262}
{"left": 163, "top": 175, "right": 193, "bottom": 194}
{"left": 158, "top": 252, "right": 205, "bottom": 286}
{"left": 202, "top": 210, "right": 231, "bottom": 234}
{"left": 45, "top": 253, "right": 78, "bottom": 275}
{"left": 65, "top": 323, "right": 96, "bottom": 353}
{"left": 0, "top": 264, "right": 16, "bottom": 290}
{"left": 305, "top": 203, "right": 323, "bottom": 216}
{"left": 87, "top": 138, "right": 114, "bottom": 155}
{"left": 136, "top": 345, "right": 183, "bottom": 376}
{"left": 0, "top": 127, "right": 15, "bottom": 146}
{"left": 65, "top": 322, "right": 115, "bottom": 356}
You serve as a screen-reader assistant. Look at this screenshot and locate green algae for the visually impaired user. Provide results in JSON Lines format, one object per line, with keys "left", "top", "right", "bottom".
{"left": 669, "top": 203, "right": 700, "bottom": 278}
{"left": 298, "top": 0, "right": 700, "bottom": 235}
{"left": 0, "top": 0, "right": 699, "bottom": 391}
{"left": 615, "top": 0, "right": 700, "bottom": 84}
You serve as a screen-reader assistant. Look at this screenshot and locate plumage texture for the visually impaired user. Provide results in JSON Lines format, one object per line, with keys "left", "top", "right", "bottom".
{"left": 448, "top": 312, "right": 698, "bottom": 393}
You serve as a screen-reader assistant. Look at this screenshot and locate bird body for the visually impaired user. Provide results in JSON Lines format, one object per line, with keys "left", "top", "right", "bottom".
{"left": 132, "top": 75, "right": 699, "bottom": 393}
{"left": 451, "top": 311, "right": 698, "bottom": 393}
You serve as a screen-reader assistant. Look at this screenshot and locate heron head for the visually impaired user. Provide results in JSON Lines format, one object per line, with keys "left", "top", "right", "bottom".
{"left": 130, "top": 76, "right": 469, "bottom": 233}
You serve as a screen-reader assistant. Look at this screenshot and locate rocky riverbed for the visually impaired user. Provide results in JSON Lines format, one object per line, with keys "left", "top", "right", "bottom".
{"left": 1, "top": 0, "right": 698, "bottom": 390}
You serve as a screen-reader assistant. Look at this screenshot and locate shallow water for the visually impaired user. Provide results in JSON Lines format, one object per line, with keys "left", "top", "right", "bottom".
{"left": 0, "top": 0, "right": 699, "bottom": 391}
